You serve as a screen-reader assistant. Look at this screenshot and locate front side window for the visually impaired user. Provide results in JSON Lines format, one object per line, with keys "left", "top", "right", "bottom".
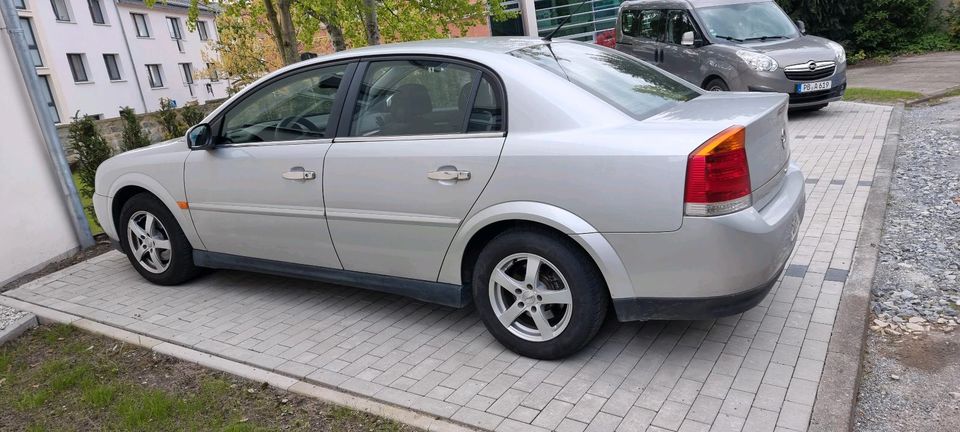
{"left": 221, "top": 63, "right": 347, "bottom": 144}
{"left": 103, "top": 54, "right": 121, "bottom": 80}
{"left": 50, "top": 0, "right": 70, "bottom": 21}
{"left": 197, "top": 21, "right": 209, "bottom": 40}
{"left": 348, "top": 60, "right": 498, "bottom": 137}
{"left": 67, "top": 54, "right": 89, "bottom": 82}
{"left": 665, "top": 10, "right": 697, "bottom": 44}
{"left": 146, "top": 64, "right": 163, "bottom": 88}
{"left": 88, "top": 0, "right": 105, "bottom": 24}
{"left": 697, "top": 1, "right": 798, "bottom": 42}
{"left": 638, "top": 9, "right": 665, "bottom": 41}
{"left": 132, "top": 13, "right": 150, "bottom": 37}
{"left": 620, "top": 10, "right": 638, "bottom": 37}
{"left": 19, "top": 18, "right": 42, "bottom": 67}
{"left": 512, "top": 42, "right": 699, "bottom": 120}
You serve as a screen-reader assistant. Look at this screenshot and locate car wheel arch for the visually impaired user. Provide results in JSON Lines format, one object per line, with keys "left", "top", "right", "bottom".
{"left": 106, "top": 174, "right": 204, "bottom": 250}
{"left": 438, "top": 202, "right": 634, "bottom": 300}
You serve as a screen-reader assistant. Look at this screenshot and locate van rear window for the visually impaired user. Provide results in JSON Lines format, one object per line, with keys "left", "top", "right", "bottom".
{"left": 512, "top": 42, "right": 700, "bottom": 120}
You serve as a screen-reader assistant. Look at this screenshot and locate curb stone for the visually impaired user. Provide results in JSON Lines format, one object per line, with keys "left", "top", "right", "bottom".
{"left": 905, "top": 85, "right": 960, "bottom": 106}
{"left": 0, "top": 312, "right": 39, "bottom": 346}
{"left": 808, "top": 104, "right": 904, "bottom": 432}
{"left": 0, "top": 295, "right": 478, "bottom": 432}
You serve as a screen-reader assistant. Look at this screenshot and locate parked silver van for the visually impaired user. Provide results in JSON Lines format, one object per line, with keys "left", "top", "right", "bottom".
{"left": 615, "top": 0, "right": 847, "bottom": 110}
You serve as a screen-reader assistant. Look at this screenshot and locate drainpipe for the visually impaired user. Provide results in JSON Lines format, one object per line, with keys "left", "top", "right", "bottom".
{"left": 1, "top": 0, "right": 96, "bottom": 249}
{"left": 112, "top": 0, "right": 148, "bottom": 113}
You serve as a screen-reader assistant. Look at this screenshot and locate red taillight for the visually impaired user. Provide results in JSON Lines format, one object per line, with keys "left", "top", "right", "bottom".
{"left": 684, "top": 126, "right": 752, "bottom": 216}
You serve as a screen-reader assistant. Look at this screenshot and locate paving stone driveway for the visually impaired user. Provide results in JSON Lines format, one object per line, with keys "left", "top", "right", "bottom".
{"left": 3, "top": 102, "right": 891, "bottom": 432}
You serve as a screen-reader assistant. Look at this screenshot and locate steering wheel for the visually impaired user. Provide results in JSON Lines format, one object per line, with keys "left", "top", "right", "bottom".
{"left": 275, "top": 116, "right": 323, "bottom": 140}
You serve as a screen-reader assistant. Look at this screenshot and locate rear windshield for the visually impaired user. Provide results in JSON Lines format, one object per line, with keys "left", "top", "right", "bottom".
{"left": 511, "top": 42, "right": 700, "bottom": 120}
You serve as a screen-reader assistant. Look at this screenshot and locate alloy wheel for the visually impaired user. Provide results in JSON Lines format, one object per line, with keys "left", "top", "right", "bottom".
{"left": 489, "top": 253, "right": 573, "bottom": 342}
{"left": 126, "top": 210, "right": 172, "bottom": 274}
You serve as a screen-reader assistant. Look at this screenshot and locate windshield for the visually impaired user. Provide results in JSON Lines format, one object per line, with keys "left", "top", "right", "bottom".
{"left": 697, "top": 1, "right": 798, "bottom": 42}
{"left": 512, "top": 42, "right": 699, "bottom": 120}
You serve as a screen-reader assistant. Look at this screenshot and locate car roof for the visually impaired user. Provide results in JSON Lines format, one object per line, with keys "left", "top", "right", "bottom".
{"left": 296, "top": 37, "right": 548, "bottom": 66}
{"left": 622, "top": 0, "right": 770, "bottom": 9}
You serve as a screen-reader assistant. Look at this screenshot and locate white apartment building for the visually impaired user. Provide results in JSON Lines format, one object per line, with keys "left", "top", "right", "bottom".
{"left": 14, "top": 0, "right": 227, "bottom": 123}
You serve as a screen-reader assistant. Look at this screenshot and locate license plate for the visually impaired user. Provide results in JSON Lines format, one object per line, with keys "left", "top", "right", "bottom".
{"left": 796, "top": 81, "right": 832, "bottom": 93}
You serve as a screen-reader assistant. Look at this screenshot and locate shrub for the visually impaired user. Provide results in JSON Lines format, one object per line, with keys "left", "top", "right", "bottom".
{"left": 156, "top": 98, "right": 185, "bottom": 140}
{"left": 69, "top": 113, "right": 112, "bottom": 224}
{"left": 946, "top": 0, "right": 960, "bottom": 42}
{"left": 118, "top": 106, "right": 151, "bottom": 152}
{"left": 179, "top": 101, "right": 205, "bottom": 128}
{"left": 777, "top": 0, "right": 863, "bottom": 45}
{"left": 853, "top": 0, "right": 935, "bottom": 54}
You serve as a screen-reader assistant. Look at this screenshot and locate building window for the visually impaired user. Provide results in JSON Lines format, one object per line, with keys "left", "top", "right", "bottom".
{"left": 131, "top": 13, "right": 149, "bottom": 37}
{"left": 38, "top": 75, "right": 61, "bottom": 123}
{"left": 197, "top": 20, "right": 209, "bottom": 41}
{"left": 103, "top": 54, "right": 122, "bottom": 81}
{"left": 50, "top": 0, "right": 70, "bottom": 21}
{"left": 180, "top": 63, "right": 194, "bottom": 84}
{"left": 87, "top": 0, "right": 105, "bottom": 24}
{"left": 15, "top": 0, "right": 26, "bottom": 10}
{"left": 206, "top": 62, "right": 218, "bottom": 82}
{"left": 67, "top": 54, "right": 89, "bottom": 82}
{"left": 146, "top": 64, "right": 164, "bottom": 88}
{"left": 19, "top": 18, "right": 43, "bottom": 67}
{"left": 167, "top": 17, "right": 183, "bottom": 39}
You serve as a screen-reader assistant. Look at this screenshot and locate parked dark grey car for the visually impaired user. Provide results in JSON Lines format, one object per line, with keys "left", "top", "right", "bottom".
{"left": 615, "top": 0, "right": 847, "bottom": 110}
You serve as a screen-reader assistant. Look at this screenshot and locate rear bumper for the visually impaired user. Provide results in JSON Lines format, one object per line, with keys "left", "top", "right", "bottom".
{"left": 606, "top": 163, "right": 805, "bottom": 321}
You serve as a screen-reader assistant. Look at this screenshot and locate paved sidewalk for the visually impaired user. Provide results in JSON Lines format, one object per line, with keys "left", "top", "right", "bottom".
{"left": 2, "top": 102, "right": 892, "bottom": 432}
{"left": 847, "top": 51, "right": 960, "bottom": 95}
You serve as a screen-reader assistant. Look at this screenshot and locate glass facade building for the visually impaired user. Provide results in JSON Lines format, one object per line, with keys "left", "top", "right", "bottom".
{"left": 492, "top": 0, "right": 622, "bottom": 44}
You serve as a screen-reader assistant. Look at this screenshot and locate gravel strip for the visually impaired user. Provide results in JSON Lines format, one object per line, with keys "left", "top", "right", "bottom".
{"left": 0, "top": 304, "right": 28, "bottom": 332}
{"left": 870, "top": 97, "right": 960, "bottom": 334}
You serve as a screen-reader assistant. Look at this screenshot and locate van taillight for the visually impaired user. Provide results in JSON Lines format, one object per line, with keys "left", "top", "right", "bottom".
{"left": 684, "top": 126, "right": 752, "bottom": 216}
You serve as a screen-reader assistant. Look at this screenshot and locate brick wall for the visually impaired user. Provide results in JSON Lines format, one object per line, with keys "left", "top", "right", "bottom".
{"left": 57, "top": 99, "right": 225, "bottom": 157}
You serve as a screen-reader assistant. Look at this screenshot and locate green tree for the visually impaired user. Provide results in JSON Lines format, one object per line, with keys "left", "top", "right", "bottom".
{"left": 156, "top": 98, "right": 186, "bottom": 140}
{"left": 118, "top": 106, "right": 151, "bottom": 152}
{"left": 69, "top": 113, "right": 112, "bottom": 201}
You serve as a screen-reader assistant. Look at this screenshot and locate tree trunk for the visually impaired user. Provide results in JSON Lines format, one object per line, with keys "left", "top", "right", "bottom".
{"left": 263, "top": 0, "right": 299, "bottom": 65}
{"left": 362, "top": 0, "right": 381, "bottom": 46}
{"left": 326, "top": 21, "right": 348, "bottom": 52}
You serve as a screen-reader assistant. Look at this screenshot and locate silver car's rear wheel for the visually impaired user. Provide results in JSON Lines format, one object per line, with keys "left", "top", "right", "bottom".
{"left": 489, "top": 253, "right": 573, "bottom": 342}
{"left": 126, "top": 210, "right": 172, "bottom": 274}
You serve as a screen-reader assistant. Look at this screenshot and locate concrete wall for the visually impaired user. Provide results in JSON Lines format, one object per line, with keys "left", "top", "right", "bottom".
{"left": 0, "top": 14, "right": 80, "bottom": 285}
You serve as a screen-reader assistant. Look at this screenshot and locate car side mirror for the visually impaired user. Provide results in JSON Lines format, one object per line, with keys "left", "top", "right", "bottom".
{"left": 796, "top": 20, "right": 806, "bottom": 35}
{"left": 186, "top": 123, "right": 214, "bottom": 150}
{"left": 681, "top": 31, "right": 695, "bottom": 47}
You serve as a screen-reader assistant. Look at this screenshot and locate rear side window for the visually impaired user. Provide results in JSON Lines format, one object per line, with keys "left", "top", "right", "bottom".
{"left": 512, "top": 42, "right": 699, "bottom": 120}
{"left": 638, "top": 10, "right": 665, "bottom": 41}
{"left": 620, "top": 10, "right": 637, "bottom": 36}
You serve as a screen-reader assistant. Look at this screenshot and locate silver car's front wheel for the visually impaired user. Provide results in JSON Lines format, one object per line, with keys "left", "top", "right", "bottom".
{"left": 489, "top": 253, "right": 573, "bottom": 342}
{"left": 126, "top": 210, "right": 172, "bottom": 274}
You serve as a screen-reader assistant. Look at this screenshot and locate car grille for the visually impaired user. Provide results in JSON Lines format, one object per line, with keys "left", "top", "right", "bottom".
{"left": 783, "top": 61, "right": 836, "bottom": 81}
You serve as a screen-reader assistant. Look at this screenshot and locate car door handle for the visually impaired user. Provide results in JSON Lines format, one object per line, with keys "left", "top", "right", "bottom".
{"left": 427, "top": 170, "right": 470, "bottom": 181}
{"left": 282, "top": 168, "right": 316, "bottom": 180}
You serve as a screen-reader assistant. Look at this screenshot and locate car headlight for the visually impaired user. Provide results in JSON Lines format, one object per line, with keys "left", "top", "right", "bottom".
{"left": 736, "top": 50, "right": 779, "bottom": 72}
{"left": 829, "top": 41, "right": 846, "bottom": 64}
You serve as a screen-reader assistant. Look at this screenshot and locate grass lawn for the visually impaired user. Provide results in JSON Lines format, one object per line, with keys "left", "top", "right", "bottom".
{"left": 843, "top": 87, "right": 924, "bottom": 104}
{"left": 0, "top": 325, "right": 418, "bottom": 432}
{"left": 71, "top": 172, "right": 103, "bottom": 236}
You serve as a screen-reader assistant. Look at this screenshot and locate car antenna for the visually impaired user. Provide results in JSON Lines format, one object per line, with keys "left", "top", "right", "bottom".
{"left": 543, "top": 0, "right": 591, "bottom": 41}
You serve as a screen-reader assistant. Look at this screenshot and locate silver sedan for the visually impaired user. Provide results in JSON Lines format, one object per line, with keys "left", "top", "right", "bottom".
{"left": 94, "top": 37, "right": 804, "bottom": 359}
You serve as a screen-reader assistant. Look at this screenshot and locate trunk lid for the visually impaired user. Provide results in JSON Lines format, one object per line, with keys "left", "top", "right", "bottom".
{"left": 646, "top": 92, "right": 790, "bottom": 193}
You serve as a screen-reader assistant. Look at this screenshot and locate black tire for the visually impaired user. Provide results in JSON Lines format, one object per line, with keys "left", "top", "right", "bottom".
{"left": 472, "top": 228, "right": 608, "bottom": 359}
{"left": 119, "top": 193, "right": 201, "bottom": 285}
{"left": 704, "top": 78, "right": 729, "bottom": 92}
